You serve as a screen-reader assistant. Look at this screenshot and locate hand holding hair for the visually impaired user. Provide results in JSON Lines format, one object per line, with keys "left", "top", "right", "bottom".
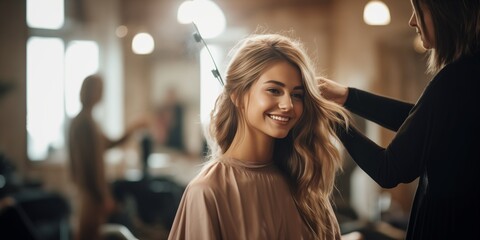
{"left": 316, "top": 77, "right": 349, "bottom": 106}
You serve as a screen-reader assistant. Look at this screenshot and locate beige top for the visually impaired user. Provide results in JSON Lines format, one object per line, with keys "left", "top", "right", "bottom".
{"left": 168, "top": 157, "right": 313, "bottom": 240}
{"left": 68, "top": 110, "right": 110, "bottom": 203}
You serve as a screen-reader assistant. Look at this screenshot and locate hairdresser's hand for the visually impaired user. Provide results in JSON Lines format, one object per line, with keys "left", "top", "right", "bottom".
{"left": 317, "top": 77, "right": 349, "bottom": 106}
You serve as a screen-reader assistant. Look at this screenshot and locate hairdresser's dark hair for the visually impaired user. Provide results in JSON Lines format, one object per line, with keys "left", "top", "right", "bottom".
{"left": 413, "top": 0, "right": 480, "bottom": 73}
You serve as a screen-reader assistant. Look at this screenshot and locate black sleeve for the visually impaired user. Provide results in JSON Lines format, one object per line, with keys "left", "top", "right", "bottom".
{"left": 338, "top": 82, "right": 439, "bottom": 188}
{"left": 338, "top": 123, "right": 421, "bottom": 188}
{"left": 338, "top": 55, "right": 479, "bottom": 190}
{"left": 345, "top": 88, "right": 414, "bottom": 132}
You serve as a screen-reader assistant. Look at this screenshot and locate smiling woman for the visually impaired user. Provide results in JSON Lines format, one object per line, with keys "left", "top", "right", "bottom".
{"left": 168, "top": 33, "right": 350, "bottom": 240}
{"left": 240, "top": 61, "right": 304, "bottom": 140}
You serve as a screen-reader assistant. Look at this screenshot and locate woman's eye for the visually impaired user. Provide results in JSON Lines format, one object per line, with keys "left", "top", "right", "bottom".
{"left": 292, "top": 93, "right": 304, "bottom": 100}
{"left": 267, "top": 88, "right": 280, "bottom": 94}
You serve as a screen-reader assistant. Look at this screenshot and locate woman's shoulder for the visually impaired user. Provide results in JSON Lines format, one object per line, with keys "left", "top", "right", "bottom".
{"left": 435, "top": 54, "right": 480, "bottom": 83}
{"left": 184, "top": 160, "right": 230, "bottom": 193}
{"left": 417, "top": 54, "right": 480, "bottom": 111}
{"left": 426, "top": 54, "right": 480, "bottom": 98}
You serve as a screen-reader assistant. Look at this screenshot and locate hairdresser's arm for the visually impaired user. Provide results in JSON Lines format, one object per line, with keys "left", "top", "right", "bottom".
{"left": 346, "top": 88, "right": 414, "bottom": 131}
{"left": 319, "top": 78, "right": 414, "bottom": 131}
{"left": 105, "top": 115, "right": 149, "bottom": 148}
{"left": 336, "top": 79, "right": 440, "bottom": 188}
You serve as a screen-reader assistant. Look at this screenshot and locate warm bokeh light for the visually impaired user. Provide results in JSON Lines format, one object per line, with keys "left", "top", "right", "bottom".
{"left": 132, "top": 32, "right": 155, "bottom": 55}
{"left": 177, "top": 1, "right": 196, "bottom": 24}
{"left": 363, "top": 0, "right": 391, "bottom": 26}
{"left": 177, "top": 0, "right": 226, "bottom": 39}
{"left": 115, "top": 25, "right": 129, "bottom": 38}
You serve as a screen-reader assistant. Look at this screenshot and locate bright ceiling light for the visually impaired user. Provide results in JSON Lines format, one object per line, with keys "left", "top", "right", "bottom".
{"left": 177, "top": 0, "right": 226, "bottom": 39}
{"left": 132, "top": 32, "right": 155, "bottom": 55}
{"left": 177, "top": 1, "right": 195, "bottom": 24}
{"left": 364, "top": 0, "right": 391, "bottom": 26}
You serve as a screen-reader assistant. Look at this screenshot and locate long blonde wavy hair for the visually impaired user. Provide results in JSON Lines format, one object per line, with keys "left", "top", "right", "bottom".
{"left": 206, "top": 33, "right": 349, "bottom": 239}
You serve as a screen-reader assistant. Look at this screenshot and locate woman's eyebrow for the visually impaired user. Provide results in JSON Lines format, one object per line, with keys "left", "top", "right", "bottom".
{"left": 264, "top": 80, "right": 304, "bottom": 90}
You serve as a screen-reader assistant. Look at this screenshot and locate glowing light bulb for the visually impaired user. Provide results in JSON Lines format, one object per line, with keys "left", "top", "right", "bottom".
{"left": 132, "top": 32, "right": 155, "bottom": 55}
{"left": 364, "top": 0, "right": 391, "bottom": 26}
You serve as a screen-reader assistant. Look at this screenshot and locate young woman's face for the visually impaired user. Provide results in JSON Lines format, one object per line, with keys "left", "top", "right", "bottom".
{"left": 242, "top": 60, "right": 304, "bottom": 140}
{"left": 409, "top": 0, "right": 435, "bottom": 49}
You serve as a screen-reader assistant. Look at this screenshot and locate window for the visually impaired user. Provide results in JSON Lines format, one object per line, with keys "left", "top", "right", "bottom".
{"left": 200, "top": 45, "right": 224, "bottom": 125}
{"left": 27, "top": 0, "right": 64, "bottom": 30}
{"left": 65, "top": 41, "right": 100, "bottom": 118}
{"left": 26, "top": 37, "right": 65, "bottom": 160}
{"left": 26, "top": 0, "right": 99, "bottom": 161}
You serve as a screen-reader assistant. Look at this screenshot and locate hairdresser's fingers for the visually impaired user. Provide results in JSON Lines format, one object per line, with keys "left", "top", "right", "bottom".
{"left": 316, "top": 76, "right": 348, "bottom": 106}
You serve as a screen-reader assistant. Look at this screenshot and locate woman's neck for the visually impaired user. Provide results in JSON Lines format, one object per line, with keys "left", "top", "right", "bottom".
{"left": 223, "top": 127, "right": 275, "bottom": 164}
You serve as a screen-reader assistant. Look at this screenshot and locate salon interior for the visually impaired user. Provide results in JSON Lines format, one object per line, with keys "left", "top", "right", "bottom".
{"left": 0, "top": 0, "right": 432, "bottom": 239}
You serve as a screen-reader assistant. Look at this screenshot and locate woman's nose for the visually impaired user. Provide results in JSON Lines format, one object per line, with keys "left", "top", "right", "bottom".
{"left": 409, "top": 11, "right": 417, "bottom": 28}
{"left": 278, "top": 95, "right": 293, "bottom": 111}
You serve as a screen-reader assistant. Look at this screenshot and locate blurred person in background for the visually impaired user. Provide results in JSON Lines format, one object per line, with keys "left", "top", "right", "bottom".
{"left": 68, "top": 74, "right": 147, "bottom": 240}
